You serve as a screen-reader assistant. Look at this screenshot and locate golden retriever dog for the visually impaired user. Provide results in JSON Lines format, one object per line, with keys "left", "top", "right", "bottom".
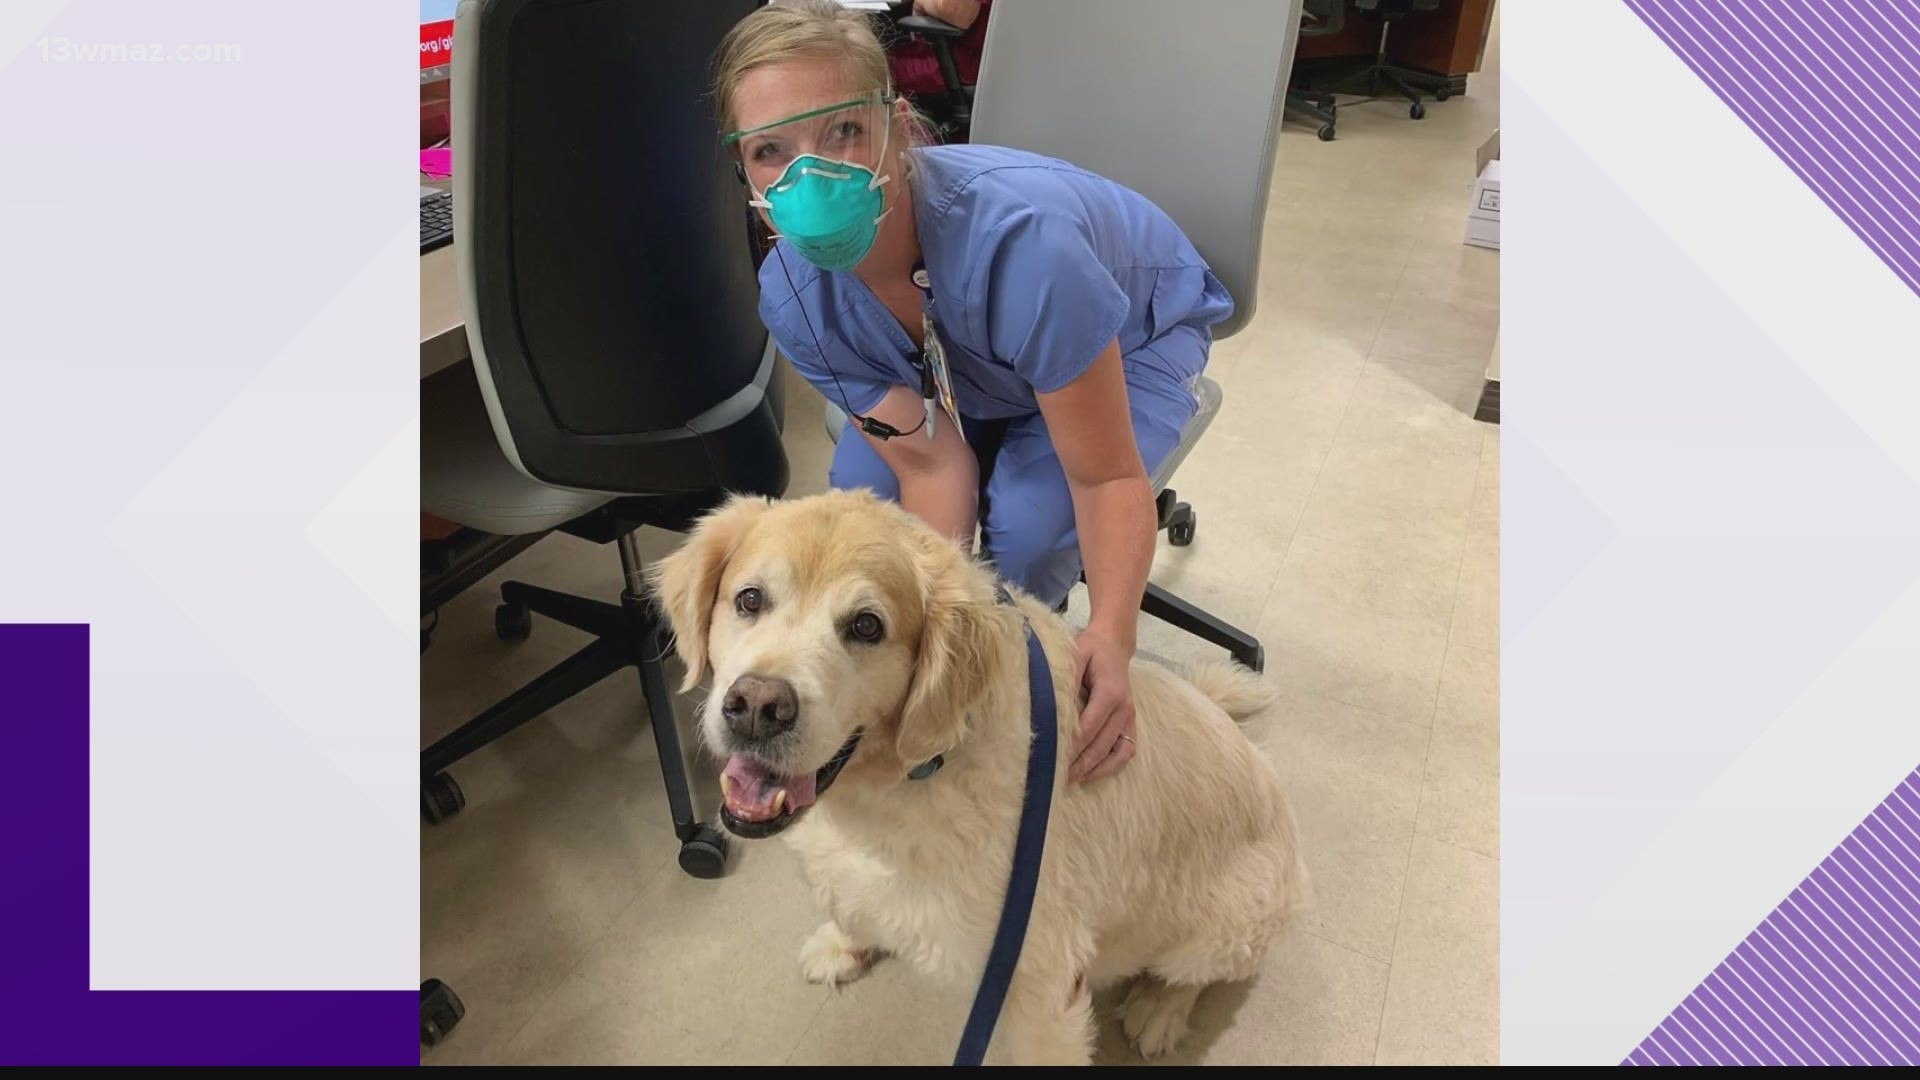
{"left": 649, "top": 490, "right": 1306, "bottom": 1065}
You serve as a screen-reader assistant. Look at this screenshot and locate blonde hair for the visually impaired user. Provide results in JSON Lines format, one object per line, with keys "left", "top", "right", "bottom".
{"left": 712, "top": 0, "right": 934, "bottom": 157}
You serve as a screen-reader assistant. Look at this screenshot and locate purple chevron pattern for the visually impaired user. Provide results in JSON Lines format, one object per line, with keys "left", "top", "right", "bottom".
{"left": 1609, "top": 1, "right": 1920, "bottom": 1064}
{"left": 1623, "top": 768, "right": 1920, "bottom": 1065}
{"left": 1623, "top": 0, "right": 1920, "bottom": 297}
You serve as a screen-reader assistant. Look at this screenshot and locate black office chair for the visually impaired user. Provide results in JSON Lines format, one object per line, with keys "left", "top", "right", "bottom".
{"left": 1288, "top": 0, "right": 1452, "bottom": 141}
{"left": 1285, "top": 0, "right": 1347, "bottom": 141}
{"left": 882, "top": 3, "right": 976, "bottom": 143}
{"left": 420, "top": 0, "right": 786, "bottom": 1045}
{"left": 431, "top": 0, "right": 784, "bottom": 867}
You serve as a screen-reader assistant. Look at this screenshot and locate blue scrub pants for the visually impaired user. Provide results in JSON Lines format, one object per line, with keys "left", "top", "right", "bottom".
{"left": 827, "top": 332, "right": 1206, "bottom": 608}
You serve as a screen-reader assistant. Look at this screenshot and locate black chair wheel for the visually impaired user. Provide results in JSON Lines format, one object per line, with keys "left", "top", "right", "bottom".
{"left": 1317, "top": 123, "right": 1337, "bottom": 142}
{"left": 1235, "top": 644, "right": 1266, "bottom": 675}
{"left": 494, "top": 602, "right": 532, "bottom": 642}
{"left": 1169, "top": 511, "right": 1197, "bottom": 547}
{"left": 422, "top": 772, "right": 466, "bottom": 825}
{"left": 1410, "top": 102, "right": 1426, "bottom": 120}
{"left": 678, "top": 824, "right": 731, "bottom": 879}
{"left": 421, "top": 979, "right": 465, "bottom": 1047}
{"left": 1435, "top": 87, "right": 1453, "bottom": 101}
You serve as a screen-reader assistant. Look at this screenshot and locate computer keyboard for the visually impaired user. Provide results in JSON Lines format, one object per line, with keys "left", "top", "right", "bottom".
{"left": 420, "top": 189, "right": 454, "bottom": 254}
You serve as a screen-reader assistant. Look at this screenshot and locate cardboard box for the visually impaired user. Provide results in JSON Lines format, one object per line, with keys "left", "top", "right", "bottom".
{"left": 1465, "top": 156, "right": 1500, "bottom": 251}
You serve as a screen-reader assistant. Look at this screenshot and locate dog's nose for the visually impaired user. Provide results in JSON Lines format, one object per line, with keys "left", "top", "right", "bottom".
{"left": 722, "top": 674, "right": 799, "bottom": 741}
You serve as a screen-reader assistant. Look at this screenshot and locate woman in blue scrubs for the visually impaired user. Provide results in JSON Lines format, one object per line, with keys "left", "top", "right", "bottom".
{"left": 714, "top": 1, "right": 1233, "bottom": 783}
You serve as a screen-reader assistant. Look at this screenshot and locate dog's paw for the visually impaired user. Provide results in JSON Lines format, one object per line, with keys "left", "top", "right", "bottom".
{"left": 1122, "top": 980, "right": 1200, "bottom": 1058}
{"left": 799, "top": 922, "right": 877, "bottom": 987}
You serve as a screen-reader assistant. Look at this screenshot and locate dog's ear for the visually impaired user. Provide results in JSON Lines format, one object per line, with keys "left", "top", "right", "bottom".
{"left": 646, "top": 495, "right": 773, "bottom": 691}
{"left": 897, "top": 539, "right": 1005, "bottom": 767}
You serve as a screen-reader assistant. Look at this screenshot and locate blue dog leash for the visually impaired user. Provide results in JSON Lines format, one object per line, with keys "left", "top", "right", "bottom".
{"left": 947, "top": 593, "right": 1058, "bottom": 1067}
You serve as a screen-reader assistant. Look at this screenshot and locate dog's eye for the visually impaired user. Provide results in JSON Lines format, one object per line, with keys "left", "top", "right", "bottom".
{"left": 735, "top": 587, "right": 765, "bottom": 617}
{"left": 848, "top": 611, "right": 884, "bottom": 643}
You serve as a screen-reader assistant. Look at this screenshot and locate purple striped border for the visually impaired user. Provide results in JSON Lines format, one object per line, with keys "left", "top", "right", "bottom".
{"left": 0, "top": 625, "right": 415, "bottom": 1065}
{"left": 1616, "top": 3, "right": 1920, "bottom": 1055}
{"left": 1623, "top": 768, "right": 1920, "bottom": 1066}
{"left": 1623, "top": 0, "right": 1920, "bottom": 297}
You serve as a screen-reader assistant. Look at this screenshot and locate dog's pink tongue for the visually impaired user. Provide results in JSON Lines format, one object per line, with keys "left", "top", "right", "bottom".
{"left": 786, "top": 769, "right": 819, "bottom": 809}
{"left": 722, "top": 757, "right": 820, "bottom": 822}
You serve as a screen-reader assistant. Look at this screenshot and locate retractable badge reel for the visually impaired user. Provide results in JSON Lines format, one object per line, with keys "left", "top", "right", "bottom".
{"left": 914, "top": 263, "right": 960, "bottom": 439}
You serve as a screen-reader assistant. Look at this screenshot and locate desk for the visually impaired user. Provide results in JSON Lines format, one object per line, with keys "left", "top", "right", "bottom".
{"left": 420, "top": 176, "right": 468, "bottom": 379}
{"left": 420, "top": 239, "right": 468, "bottom": 380}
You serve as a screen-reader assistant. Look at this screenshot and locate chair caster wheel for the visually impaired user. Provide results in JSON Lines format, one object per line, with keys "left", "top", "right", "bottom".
{"left": 422, "top": 772, "right": 466, "bottom": 825}
{"left": 495, "top": 602, "right": 532, "bottom": 642}
{"left": 421, "top": 978, "right": 465, "bottom": 1046}
{"left": 1234, "top": 644, "right": 1266, "bottom": 675}
{"left": 1410, "top": 102, "right": 1426, "bottom": 120}
{"left": 678, "top": 824, "right": 730, "bottom": 879}
{"left": 1435, "top": 87, "right": 1452, "bottom": 101}
{"left": 1169, "top": 511, "right": 1197, "bottom": 547}
{"left": 1317, "top": 123, "right": 1336, "bottom": 142}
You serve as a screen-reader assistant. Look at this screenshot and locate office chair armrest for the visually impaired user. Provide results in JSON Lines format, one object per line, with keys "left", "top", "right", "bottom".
{"left": 1300, "top": 0, "right": 1346, "bottom": 35}
{"left": 898, "top": 14, "right": 966, "bottom": 40}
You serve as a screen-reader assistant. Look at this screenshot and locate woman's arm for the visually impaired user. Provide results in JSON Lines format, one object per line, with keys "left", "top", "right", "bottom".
{"left": 858, "top": 382, "right": 980, "bottom": 550}
{"left": 1034, "top": 339, "right": 1156, "bottom": 782}
{"left": 1035, "top": 340, "right": 1153, "bottom": 645}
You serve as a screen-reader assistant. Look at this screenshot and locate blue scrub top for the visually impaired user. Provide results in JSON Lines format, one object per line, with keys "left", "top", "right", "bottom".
{"left": 757, "top": 144, "right": 1234, "bottom": 422}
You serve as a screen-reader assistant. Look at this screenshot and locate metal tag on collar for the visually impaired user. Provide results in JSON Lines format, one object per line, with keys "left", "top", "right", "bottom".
{"left": 907, "top": 754, "right": 945, "bottom": 781}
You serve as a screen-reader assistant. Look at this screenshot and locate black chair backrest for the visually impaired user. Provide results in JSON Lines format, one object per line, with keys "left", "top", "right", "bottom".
{"left": 455, "top": 0, "right": 787, "bottom": 499}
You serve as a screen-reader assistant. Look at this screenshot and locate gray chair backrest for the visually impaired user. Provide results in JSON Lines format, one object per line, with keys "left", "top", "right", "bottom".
{"left": 969, "top": 0, "right": 1303, "bottom": 340}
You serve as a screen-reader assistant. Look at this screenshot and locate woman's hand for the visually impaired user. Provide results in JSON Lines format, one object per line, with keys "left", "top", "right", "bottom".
{"left": 1069, "top": 622, "right": 1137, "bottom": 784}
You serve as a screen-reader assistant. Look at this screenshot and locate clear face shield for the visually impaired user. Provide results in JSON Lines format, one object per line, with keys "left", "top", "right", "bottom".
{"left": 725, "top": 93, "right": 897, "bottom": 271}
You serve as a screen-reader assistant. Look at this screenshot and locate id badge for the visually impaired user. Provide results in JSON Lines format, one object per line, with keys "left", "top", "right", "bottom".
{"left": 923, "top": 312, "right": 960, "bottom": 427}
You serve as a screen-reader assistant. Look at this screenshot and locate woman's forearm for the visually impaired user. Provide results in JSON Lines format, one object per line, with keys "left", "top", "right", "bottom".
{"left": 899, "top": 455, "right": 980, "bottom": 554}
{"left": 858, "top": 384, "right": 979, "bottom": 551}
{"left": 1070, "top": 474, "right": 1156, "bottom": 647}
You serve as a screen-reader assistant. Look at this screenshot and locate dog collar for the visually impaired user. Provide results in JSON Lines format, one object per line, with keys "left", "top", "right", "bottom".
{"left": 906, "top": 588, "right": 1018, "bottom": 783}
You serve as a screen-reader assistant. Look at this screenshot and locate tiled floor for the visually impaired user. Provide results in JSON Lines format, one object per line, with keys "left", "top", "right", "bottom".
{"left": 422, "top": 86, "right": 1500, "bottom": 1066}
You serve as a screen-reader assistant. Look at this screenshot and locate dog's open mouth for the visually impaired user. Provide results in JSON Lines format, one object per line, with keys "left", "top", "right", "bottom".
{"left": 718, "top": 730, "right": 862, "bottom": 839}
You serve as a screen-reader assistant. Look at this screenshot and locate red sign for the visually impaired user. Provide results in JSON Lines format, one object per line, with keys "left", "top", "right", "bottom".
{"left": 421, "top": 19, "right": 454, "bottom": 68}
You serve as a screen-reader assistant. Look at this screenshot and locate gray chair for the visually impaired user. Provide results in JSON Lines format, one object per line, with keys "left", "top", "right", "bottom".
{"left": 828, "top": 0, "right": 1299, "bottom": 671}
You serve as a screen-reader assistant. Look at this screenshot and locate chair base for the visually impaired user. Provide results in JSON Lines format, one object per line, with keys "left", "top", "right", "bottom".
{"left": 1285, "top": 90, "right": 1340, "bottom": 142}
{"left": 1150, "top": 485, "right": 1263, "bottom": 671}
{"left": 1288, "top": 15, "right": 1456, "bottom": 141}
{"left": 1060, "top": 485, "right": 1267, "bottom": 672}
{"left": 1141, "top": 582, "right": 1264, "bottom": 673}
{"left": 420, "top": 531, "right": 726, "bottom": 879}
